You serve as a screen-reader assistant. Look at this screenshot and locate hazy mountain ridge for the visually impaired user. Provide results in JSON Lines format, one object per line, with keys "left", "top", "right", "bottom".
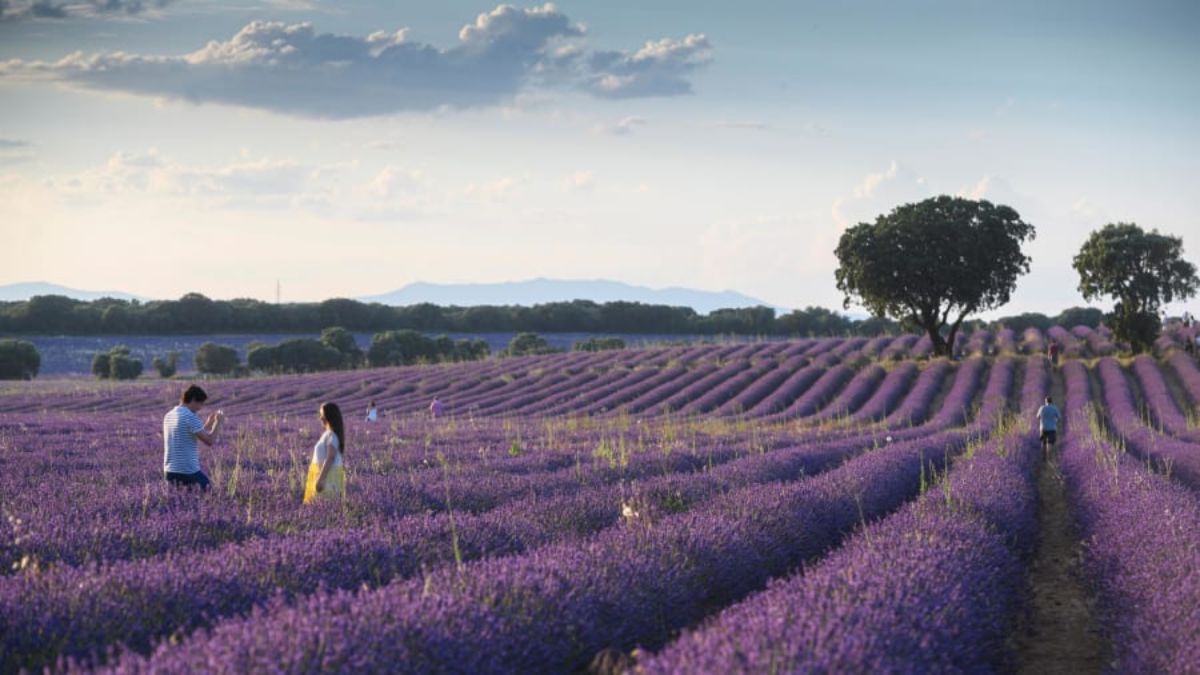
{"left": 359, "top": 278, "right": 783, "bottom": 313}
{"left": 0, "top": 282, "right": 146, "bottom": 303}
{"left": 0, "top": 279, "right": 783, "bottom": 314}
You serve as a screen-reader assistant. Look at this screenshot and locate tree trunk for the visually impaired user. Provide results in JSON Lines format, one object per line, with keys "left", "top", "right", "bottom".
{"left": 927, "top": 325, "right": 950, "bottom": 357}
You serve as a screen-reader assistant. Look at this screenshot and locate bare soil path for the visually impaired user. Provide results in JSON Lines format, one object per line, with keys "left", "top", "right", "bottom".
{"left": 1013, "top": 364, "right": 1107, "bottom": 674}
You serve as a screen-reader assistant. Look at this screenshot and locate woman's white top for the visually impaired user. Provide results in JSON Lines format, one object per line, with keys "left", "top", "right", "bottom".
{"left": 311, "top": 430, "right": 343, "bottom": 467}
{"left": 366, "top": 407, "right": 378, "bottom": 422}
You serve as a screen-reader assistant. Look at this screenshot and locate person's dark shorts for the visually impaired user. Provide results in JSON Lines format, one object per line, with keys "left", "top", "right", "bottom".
{"left": 1039, "top": 430, "right": 1057, "bottom": 445}
{"left": 166, "top": 470, "right": 211, "bottom": 491}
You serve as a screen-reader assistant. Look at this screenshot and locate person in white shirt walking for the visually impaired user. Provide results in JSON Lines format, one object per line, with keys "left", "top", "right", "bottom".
{"left": 163, "top": 384, "right": 223, "bottom": 491}
{"left": 365, "top": 400, "right": 378, "bottom": 423}
{"left": 1036, "top": 396, "right": 1061, "bottom": 460}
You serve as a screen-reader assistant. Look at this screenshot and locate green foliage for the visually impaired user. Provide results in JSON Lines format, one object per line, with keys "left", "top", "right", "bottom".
{"left": 108, "top": 348, "right": 143, "bottom": 380}
{"left": 1073, "top": 223, "right": 1199, "bottom": 353}
{"left": 835, "top": 195, "right": 1035, "bottom": 356}
{"left": 368, "top": 330, "right": 489, "bottom": 367}
{"left": 501, "top": 332, "right": 559, "bottom": 357}
{"left": 247, "top": 338, "right": 343, "bottom": 374}
{"left": 0, "top": 293, "right": 902, "bottom": 338}
{"left": 194, "top": 342, "right": 240, "bottom": 376}
{"left": 0, "top": 339, "right": 40, "bottom": 380}
{"left": 1053, "top": 306, "right": 1104, "bottom": 329}
{"left": 92, "top": 346, "right": 142, "bottom": 380}
{"left": 572, "top": 336, "right": 626, "bottom": 352}
{"left": 152, "top": 351, "right": 179, "bottom": 378}
{"left": 91, "top": 352, "right": 110, "bottom": 379}
{"left": 319, "top": 326, "right": 363, "bottom": 367}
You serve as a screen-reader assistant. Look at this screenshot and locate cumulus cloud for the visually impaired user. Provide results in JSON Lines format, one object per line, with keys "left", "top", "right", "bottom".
{"left": 0, "top": 4, "right": 712, "bottom": 118}
{"left": 831, "top": 160, "right": 929, "bottom": 229}
{"left": 585, "top": 33, "right": 711, "bottom": 98}
{"left": 0, "top": 0, "right": 173, "bottom": 22}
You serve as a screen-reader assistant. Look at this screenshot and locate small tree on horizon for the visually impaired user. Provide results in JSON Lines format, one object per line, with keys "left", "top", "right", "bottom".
{"left": 194, "top": 342, "right": 239, "bottom": 376}
{"left": 1073, "top": 223, "right": 1198, "bottom": 353}
{"left": 834, "top": 195, "right": 1035, "bottom": 357}
{"left": 0, "top": 339, "right": 40, "bottom": 380}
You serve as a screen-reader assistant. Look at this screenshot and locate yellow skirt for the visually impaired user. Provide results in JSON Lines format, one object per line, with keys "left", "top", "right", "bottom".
{"left": 303, "top": 463, "right": 345, "bottom": 504}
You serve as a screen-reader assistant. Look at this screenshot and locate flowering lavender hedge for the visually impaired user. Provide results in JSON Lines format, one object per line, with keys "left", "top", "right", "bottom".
{"left": 3, "top": 425, "right": 887, "bottom": 672}
{"left": 1129, "top": 355, "right": 1200, "bottom": 442}
{"left": 846, "top": 361, "right": 918, "bottom": 423}
{"left": 1059, "top": 360, "right": 1200, "bottom": 672}
{"left": 803, "top": 364, "right": 885, "bottom": 424}
{"left": 639, "top": 358, "right": 1039, "bottom": 673}
{"left": 1095, "top": 357, "right": 1200, "bottom": 491}
{"left": 1167, "top": 350, "right": 1200, "bottom": 409}
{"left": 108, "top": 426, "right": 979, "bottom": 674}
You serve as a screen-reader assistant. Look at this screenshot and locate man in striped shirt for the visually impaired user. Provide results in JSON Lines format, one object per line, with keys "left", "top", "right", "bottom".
{"left": 163, "top": 384, "right": 224, "bottom": 491}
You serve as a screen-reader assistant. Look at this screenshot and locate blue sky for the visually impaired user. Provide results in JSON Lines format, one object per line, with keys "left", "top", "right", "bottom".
{"left": 2, "top": 0, "right": 1198, "bottom": 316}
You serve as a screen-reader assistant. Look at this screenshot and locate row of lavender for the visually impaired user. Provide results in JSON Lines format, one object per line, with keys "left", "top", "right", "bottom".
{"left": 85, "top": 357, "right": 1013, "bottom": 673}
{"left": 642, "top": 357, "right": 1047, "bottom": 672}
{"left": 1058, "top": 361, "right": 1200, "bottom": 672}
{"left": 0, "top": 325, "right": 1125, "bottom": 422}
{"left": 0, "top": 357, "right": 998, "bottom": 671}
{"left": 0, "top": 345, "right": 981, "bottom": 577}
{"left": 2, "top": 341, "right": 1195, "bottom": 671}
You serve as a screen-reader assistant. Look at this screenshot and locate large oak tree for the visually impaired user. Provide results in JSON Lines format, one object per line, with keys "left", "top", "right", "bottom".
{"left": 1073, "top": 223, "right": 1197, "bottom": 353}
{"left": 835, "top": 195, "right": 1035, "bottom": 357}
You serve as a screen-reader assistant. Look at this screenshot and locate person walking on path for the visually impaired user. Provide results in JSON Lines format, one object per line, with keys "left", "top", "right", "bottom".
{"left": 1037, "top": 396, "right": 1061, "bottom": 460}
{"left": 163, "top": 384, "right": 223, "bottom": 491}
{"left": 430, "top": 397, "right": 444, "bottom": 419}
{"left": 365, "top": 400, "right": 378, "bottom": 423}
{"left": 304, "top": 402, "right": 346, "bottom": 504}
{"left": 1047, "top": 340, "right": 1061, "bottom": 367}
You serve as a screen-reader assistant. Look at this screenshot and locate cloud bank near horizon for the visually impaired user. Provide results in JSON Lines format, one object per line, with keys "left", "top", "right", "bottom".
{"left": 0, "top": 3, "right": 712, "bottom": 118}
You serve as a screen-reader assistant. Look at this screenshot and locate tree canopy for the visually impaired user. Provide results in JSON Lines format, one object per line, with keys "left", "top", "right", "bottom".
{"left": 834, "top": 195, "right": 1035, "bottom": 356}
{"left": 1073, "top": 223, "right": 1198, "bottom": 353}
{"left": 0, "top": 339, "right": 40, "bottom": 380}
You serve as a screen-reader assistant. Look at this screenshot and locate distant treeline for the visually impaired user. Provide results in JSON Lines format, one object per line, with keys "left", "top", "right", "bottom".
{"left": 0, "top": 293, "right": 1102, "bottom": 337}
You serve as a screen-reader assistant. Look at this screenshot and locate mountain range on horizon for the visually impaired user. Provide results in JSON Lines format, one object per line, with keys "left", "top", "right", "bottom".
{"left": 0, "top": 279, "right": 785, "bottom": 314}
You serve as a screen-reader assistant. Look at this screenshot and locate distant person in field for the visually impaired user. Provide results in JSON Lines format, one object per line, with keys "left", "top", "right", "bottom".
{"left": 1037, "top": 396, "right": 1061, "bottom": 459}
{"left": 304, "top": 402, "right": 346, "bottom": 504}
{"left": 1047, "top": 340, "right": 1061, "bottom": 367}
{"left": 163, "top": 384, "right": 223, "bottom": 491}
{"left": 365, "top": 400, "right": 378, "bottom": 423}
{"left": 430, "top": 397, "right": 444, "bottom": 419}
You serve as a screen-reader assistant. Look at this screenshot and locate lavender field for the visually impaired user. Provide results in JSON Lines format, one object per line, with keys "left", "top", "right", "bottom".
{"left": 2, "top": 327, "right": 1199, "bottom": 674}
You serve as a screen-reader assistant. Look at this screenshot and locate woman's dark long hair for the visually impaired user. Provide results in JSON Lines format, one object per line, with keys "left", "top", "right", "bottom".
{"left": 319, "top": 402, "right": 346, "bottom": 456}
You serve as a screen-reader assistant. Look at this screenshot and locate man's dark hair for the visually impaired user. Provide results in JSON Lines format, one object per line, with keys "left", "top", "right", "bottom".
{"left": 1045, "top": 396, "right": 1053, "bottom": 404}
{"left": 182, "top": 385, "right": 208, "bottom": 404}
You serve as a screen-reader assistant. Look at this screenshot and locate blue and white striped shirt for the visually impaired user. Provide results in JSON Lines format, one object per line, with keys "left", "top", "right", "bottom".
{"left": 163, "top": 405, "right": 205, "bottom": 474}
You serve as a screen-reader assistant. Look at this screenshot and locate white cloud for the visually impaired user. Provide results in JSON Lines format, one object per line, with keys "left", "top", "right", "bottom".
{"left": 360, "top": 166, "right": 424, "bottom": 199}
{"left": 585, "top": 33, "right": 711, "bottom": 98}
{"left": 0, "top": 5, "right": 713, "bottom": 118}
{"left": 831, "top": 160, "right": 929, "bottom": 229}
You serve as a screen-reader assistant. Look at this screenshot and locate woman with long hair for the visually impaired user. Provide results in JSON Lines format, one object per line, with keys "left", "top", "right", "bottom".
{"left": 304, "top": 402, "right": 346, "bottom": 503}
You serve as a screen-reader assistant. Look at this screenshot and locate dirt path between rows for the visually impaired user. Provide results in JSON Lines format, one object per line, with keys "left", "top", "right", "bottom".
{"left": 1013, "top": 364, "right": 1107, "bottom": 674}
